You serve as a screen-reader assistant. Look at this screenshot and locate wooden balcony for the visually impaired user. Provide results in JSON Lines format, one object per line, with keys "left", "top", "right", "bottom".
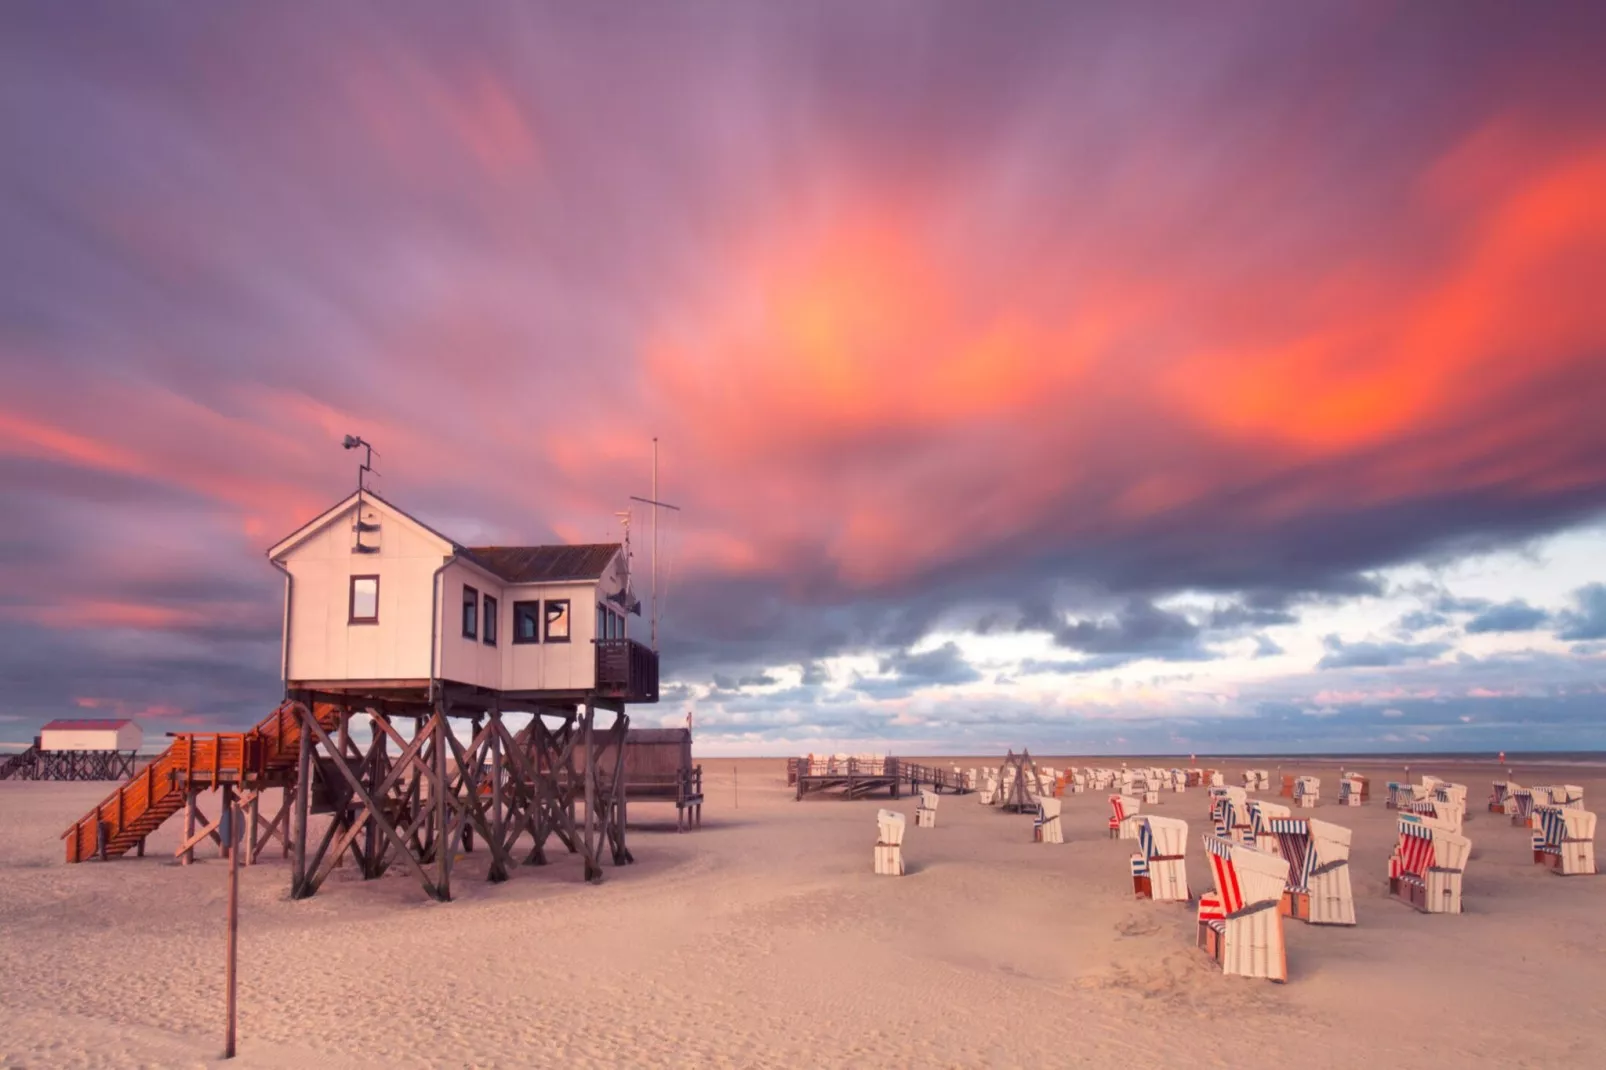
{"left": 595, "top": 638, "right": 659, "bottom": 703}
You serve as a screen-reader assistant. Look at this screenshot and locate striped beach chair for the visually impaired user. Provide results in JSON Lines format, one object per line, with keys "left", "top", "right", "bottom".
{"left": 1132, "top": 815, "right": 1190, "bottom": 902}
{"left": 1388, "top": 815, "right": 1469, "bottom": 913}
{"left": 1248, "top": 799, "right": 1290, "bottom": 854}
{"left": 1034, "top": 797, "right": 1064, "bottom": 844}
{"left": 1489, "top": 780, "right": 1512, "bottom": 814}
{"left": 1269, "top": 817, "right": 1356, "bottom": 925}
{"left": 1533, "top": 806, "right": 1596, "bottom": 875}
{"left": 1109, "top": 794, "right": 1141, "bottom": 839}
{"left": 1293, "top": 776, "right": 1320, "bottom": 808}
{"left": 874, "top": 810, "right": 906, "bottom": 876}
{"left": 1212, "top": 786, "right": 1251, "bottom": 843}
{"left": 1338, "top": 777, "right": 1364, "bottom": 806}
{"left": 1197, "top": 836, "right": 1288, "bottom": 982}
{"left": 1510, "top": 788, "right": 1536, "bottom": 827}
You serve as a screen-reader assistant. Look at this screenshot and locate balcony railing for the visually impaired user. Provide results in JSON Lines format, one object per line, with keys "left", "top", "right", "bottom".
{"left": 595, "top": 638, "right": 659, "bottom": 702}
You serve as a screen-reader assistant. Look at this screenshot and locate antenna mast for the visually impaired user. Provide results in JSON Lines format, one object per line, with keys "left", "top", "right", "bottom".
{"left": 630, "top": 437, "right": 681, "bottom": 652}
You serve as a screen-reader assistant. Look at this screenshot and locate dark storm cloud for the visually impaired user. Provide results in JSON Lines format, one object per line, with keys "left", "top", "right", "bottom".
{"left": 3, "top": 3, "right": 1606, "bottom": 743}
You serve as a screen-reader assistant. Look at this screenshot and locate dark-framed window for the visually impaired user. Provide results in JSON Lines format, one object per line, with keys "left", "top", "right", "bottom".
{"left": 545, "top": 598, "right": 571, "bottom": 642}
{"left": 462, "top": 584, "right": 479, "bottom": 640}
{"left": 483, "top": 594, "right": 498, "bottom": 645}
{"left": 597, "top": 604, "right": 608, "bottom": 642}
{"left": 349, "top": 575, "right": 379, "bottom": 624}
{"left": 513, "top": 601, "right": 541, "bottom": 644}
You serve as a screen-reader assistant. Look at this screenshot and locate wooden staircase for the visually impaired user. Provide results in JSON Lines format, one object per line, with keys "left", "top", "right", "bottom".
{"left": 0, "top": 744, "right": 39, "bottom": 781}
{"left": 62, "top": 700, "right": 340, "bottom": 862}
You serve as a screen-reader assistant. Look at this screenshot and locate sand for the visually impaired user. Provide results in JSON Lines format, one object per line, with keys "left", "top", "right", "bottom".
{"left": 3, "top": 756, "right": 1605, "bottom": 1068}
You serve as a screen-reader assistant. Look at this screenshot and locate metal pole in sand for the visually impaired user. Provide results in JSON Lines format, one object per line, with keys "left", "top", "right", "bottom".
{"left": 734, "top": 763, "right": 739, "bottom": 810}
{"left": 225, "top": 793, "right": 240, "bottom": 1059}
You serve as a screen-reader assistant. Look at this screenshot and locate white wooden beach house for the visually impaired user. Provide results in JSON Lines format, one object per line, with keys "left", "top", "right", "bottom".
{"left": 267, "top": 489, "right": 655, "bottom": 705}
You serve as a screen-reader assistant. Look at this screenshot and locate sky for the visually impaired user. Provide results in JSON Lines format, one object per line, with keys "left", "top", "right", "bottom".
{"left": 2, "top": 3, "right": 1605, "bottom": 754}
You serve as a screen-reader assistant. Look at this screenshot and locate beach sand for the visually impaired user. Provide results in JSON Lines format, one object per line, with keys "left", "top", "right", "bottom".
{"left": 3, "top": 756, "right": 1604, "bottom": 1068}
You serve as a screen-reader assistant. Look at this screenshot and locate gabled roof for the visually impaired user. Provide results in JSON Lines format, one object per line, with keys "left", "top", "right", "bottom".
{"left": 267, "top": 488, "right": 461, "bottom": 560}
{"left": 42, "top": 719, "right": 135, "bottom": 731}
{"left": 464, "top": 544, "right": 621, "bottom": 584}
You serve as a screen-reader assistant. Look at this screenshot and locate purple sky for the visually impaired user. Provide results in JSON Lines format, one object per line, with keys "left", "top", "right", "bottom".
{"left": 3, "top": 4, "right": 1605, "bottom": 753}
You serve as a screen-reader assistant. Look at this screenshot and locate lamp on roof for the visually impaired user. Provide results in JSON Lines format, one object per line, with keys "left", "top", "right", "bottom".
{"left": 341, "top": 435, "right": 378, "bottom": 493}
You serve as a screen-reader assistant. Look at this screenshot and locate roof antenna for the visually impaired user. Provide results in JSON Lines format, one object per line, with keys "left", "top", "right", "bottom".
{"left": 630, "top": 437, "right": 681, "bottom": 653}
{"left": 342, "top": 435, "right": 379, "bottom": 493}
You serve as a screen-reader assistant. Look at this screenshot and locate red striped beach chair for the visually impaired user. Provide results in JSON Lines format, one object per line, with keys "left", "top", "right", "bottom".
{"left": 1269, "top": 817, "right": 1355, "bottom": 925}
{"left": 1388, "top": 815, "right": 1469, "bottom": 913}
{"left": 1109, "top": 794, "right": 1142, "bottom": 839}
{"left": 1197, "top": 835, "right": 1288, "bottom": 982}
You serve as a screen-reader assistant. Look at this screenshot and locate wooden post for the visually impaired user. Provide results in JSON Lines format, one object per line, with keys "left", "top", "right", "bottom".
{"left": 583, "top": 702, "right": 599, "bottom": 882}
{"left": 225, "top": 794, "right": 240, "bottom": 1059}
{"left": 434, "top": 707, "right": 451, "bottom": 901}
{"left": 245, "top": 793, "right": 259, "bottom": 867}
{"left": 291, "top": 705, "right": 312, "bottom": 897}
{"left": 183, "top": 791, "right": 197, "bottom": 866}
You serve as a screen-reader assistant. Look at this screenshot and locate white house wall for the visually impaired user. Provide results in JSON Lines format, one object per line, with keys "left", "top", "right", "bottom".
{"left": 282, "top": 500, "right": 442, "bottom": 684}
{"left": 438, "top": 560, "right": 506, "bottom": 691}
{"left": 40, "top": 726, "right": 143, "bottom": 752}
{"left": 503, "top": 580, "right": 598, "bottom": 692}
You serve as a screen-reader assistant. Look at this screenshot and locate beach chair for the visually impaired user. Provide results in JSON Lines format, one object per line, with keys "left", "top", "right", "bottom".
{"left": 1242, "top": 770, "right": 1258, "bottom": 790}
{"left": 1035, "top": 797, "right": 1064, "bottom": 844}
{"left": 1388, "top": 815, "right": 1470, "bottom": 913}
{"left": 1132, "top": 816, "right": 1190, "bottom": 901}
{"left": 874, "top": 810, "right": 906, "bottom": 876}
{"left": 1338, "top": 777, "right": 1363, "bottom": 806}
{"left": 1186, "top": 768, "right": 1203, "bottom": 788}
{"left": 1269, "top": 817, "right": 1356, "bottom": 925}
{"left": 1510, "top": 788, "right": 1536, "bottom": 827}
{"left": 1213, "top": 786, "right": 1251, "bottom": 843}
{"left": 1294, "top": 776, "right": 1320, "bottom": 807}
{"left": 1207, "top": 770, "right": 1225, "bottom": 788}
{"left": 1248, "top": 799, "right": 1290, "bottom": 854}
{"left": 915, "top": 789, "right": 938, "bottom": 829}
{"left": 1489, "top": 781, "right": 1512, "bottom": 814}
{"left": 1197, "top": 836, "right": 1288, "bottom": 982}
{"left": 1533, "top": 806, "right": 1596, "bottom": 875}
{"left": 1110, "top": 794, "right": 1142, "bottom": 839}
{"left": 1559, "top": 784, "right": 1585, "bottom": 808}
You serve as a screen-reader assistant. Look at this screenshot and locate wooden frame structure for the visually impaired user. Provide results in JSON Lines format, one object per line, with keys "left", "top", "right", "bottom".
{"left": 622, "top": 728, "right": 703, "bottom": 831}
{"left": 284, "top": 690, "right": 632, "bottom": 901}
{"left": 994, "top": 749, "right": 1047, "bottom": 813}
{"left": 793, "top": 756, "right": 970, "bottom": 800}
{"left": 1, "top": 746, "right": 140, "bottom": 782}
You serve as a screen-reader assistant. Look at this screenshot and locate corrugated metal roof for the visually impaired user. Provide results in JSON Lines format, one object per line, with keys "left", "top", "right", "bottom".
{"left": 42, "top": 719, "right": 135, "bottom": 731}
{"left": 465, "top": 544, "right": 621, "bottom": 583}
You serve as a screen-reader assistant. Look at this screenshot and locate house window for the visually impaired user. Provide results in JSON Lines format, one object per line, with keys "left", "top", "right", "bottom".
{"left": 483, "top": 594, "right": 498, "bottom": 646}
{"left": 597, "top": 604, "right": 608, "bottom": 642}
{"left": 349, "top": 575, "right": 379, "bottom": 624}
{"left": 462, "top": 584, "right": 478, "bottom": 640}
{"left": 513, "top": 601, "right": 541, "bottom": 644}
{"left": 545, "top": 598, "right": 571, "bottom": 642}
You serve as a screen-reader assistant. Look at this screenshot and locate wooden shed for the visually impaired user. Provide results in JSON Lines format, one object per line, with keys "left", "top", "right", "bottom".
{"left": 39, "top": 718, "right": 143, "bottom": 753}
{"left": 623, "top": 728, "right": 703, "bottom": 830}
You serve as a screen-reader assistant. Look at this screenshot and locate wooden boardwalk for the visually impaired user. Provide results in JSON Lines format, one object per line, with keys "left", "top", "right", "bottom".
{"left": 790, "top": 758, "right": 972, "bottom": 801}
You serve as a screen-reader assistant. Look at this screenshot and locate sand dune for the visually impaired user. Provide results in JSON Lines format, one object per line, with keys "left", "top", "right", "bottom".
{"left": 3, "top": 757, "right": 1604, "bottom": 1068}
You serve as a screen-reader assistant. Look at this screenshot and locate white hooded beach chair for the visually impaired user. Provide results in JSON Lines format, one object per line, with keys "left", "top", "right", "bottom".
{"left": 1534, "top": 806, "right": 1596, "bottom": 875}
{"left": 1248, "top": 799, "right": 1290, "bottom": 854}
{"left": 1109, "top": 794, "right": 1142, "bottom": 839}
{"left": 1388, "top": 815, "right": 1469, "bottom": 913}
{"left": 1132, "top": 816, "right": 1189, "bottom": 901}
{"left": 1035, "top": 797, "right": 1064, "bottom": 844}
{"left": 875, "top": 810, "right": 906, "bottom": 876}
{"left": 1197, "top": 836, "right": 1288, "bottom": 982}
{"left": 1338, "top": 777, "right": 1363, "bottom": 806}
{"left": 1510, "top": 787, "right": 1537, "bottom": 827}
{"left": 1386, "top": 781, "right": 1415, "bottom": 809}
{"left": 1207, "top": 770, "right": 1225, "bottom": 788}
{"left": 915, "top": 789, "right": 938, "bottom": 828}
{"left": 1213, "top": 786, "right": 1251, "bottom": 843}
{"left": 1269, "top": 817, "right": 1355, "bottom": 925}
{"left": 1293, "top": 776, "right": 1320, "bottom": 808}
